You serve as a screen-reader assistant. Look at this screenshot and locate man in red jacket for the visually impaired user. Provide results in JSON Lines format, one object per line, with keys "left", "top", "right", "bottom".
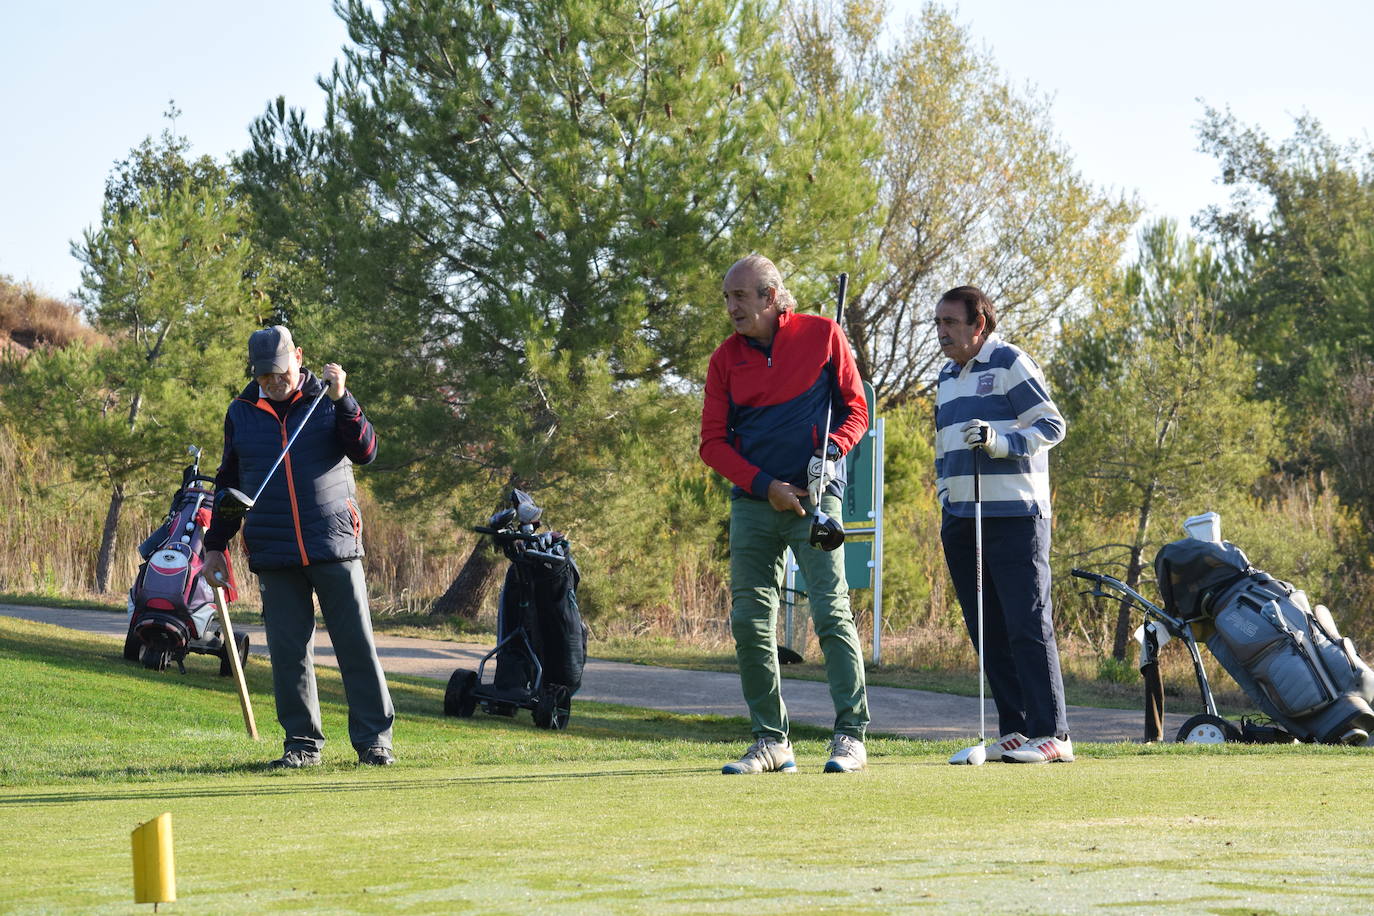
{"left": 700, "top": 254, "right": 870, "bottom": 774}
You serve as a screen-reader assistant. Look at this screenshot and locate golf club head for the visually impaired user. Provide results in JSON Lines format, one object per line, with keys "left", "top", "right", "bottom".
{"left": 808, "top": 513, "right": 845, "bottom": 551}
{"left": 510, "top": 488, "right": 543, "bottom": 526}
{"left": 948, "top": 743, "right": 987, "bottom": 766}
{"left": 487, "top": 507, "right": 517, "bottom": 530}
{"left": 215, "top": 487, "right": 255, "bottom": 520}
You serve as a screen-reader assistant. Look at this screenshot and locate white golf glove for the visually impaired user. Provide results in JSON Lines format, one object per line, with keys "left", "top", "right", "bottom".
{"left": 961, "top": 419, "right": 1009, "bottom": 459}
{"left": 807, "top": 443, "right": 840, "bottom": 506}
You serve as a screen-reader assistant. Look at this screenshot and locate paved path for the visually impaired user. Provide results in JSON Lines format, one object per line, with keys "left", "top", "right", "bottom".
{"left": 2, "top": 603, "right": 1182, "bottom": 743}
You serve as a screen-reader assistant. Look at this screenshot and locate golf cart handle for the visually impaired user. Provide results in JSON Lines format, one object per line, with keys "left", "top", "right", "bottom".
{"left": 1071, "top": 567, "right": 1130, "bottom": 591}
{"left": 1071, "top": 568, "right": 1154, "bottom": 606}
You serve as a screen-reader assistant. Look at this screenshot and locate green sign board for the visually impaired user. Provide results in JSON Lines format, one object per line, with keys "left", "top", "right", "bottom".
{"left": 842, "top": 381, "right": 877, "bottom": 526}
{"left": 791, "top": 539, "right": 872, "bottom": 593}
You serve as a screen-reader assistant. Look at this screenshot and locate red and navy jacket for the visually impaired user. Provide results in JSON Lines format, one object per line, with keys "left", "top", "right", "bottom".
{"left": 205, "top": 369, "right": 377, "bottom": 571}
{"left": 700, "top": 310, "right": 868, "bottom": 500}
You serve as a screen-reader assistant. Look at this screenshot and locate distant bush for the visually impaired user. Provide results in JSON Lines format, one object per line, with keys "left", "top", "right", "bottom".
{"left": 0, "top": 276, "right": 103, "bottom": 354}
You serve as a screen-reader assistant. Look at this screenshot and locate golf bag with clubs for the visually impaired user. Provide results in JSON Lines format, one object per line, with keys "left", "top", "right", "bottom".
{"left": 443, "top": 489, "right": 588, "bottom": 729}
{"left": 1074, "top": 523, "right": 1374, "bottom": 745}
{"left": 1154, "top": 537, "right": 1374, "bottom": 744}
{"left": 123, "top": 447, "right": 249, "bottom": 676}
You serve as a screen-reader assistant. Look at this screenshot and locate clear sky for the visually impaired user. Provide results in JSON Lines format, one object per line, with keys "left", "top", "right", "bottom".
{"left": 3, "top": 1, "right": 1371, "bottom": 302}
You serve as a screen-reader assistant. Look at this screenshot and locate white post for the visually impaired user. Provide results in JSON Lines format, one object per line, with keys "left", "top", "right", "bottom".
{"left": 871, "top": 418, "right": 886, "bottom": 666}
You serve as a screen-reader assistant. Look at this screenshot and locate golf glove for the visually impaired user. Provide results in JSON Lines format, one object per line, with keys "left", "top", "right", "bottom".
{"left": 961, "top": 419, "right": 1009, "bottom": 459}
{"left": 807, "top": 442, "right": 841, "bottom": 505}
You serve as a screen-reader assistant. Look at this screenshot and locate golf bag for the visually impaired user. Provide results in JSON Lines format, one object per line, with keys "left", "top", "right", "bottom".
{"left": 1155, "top": 538, "right": 1374, "bottom": 744}
{"left": 444, "top": 489, "right": 588, "bottom": 729}
{"left": 493, "top": 534, "right": 587, "bottom": 697}
{"left": 124, "top": 449, "right": 247, "bottom": 676}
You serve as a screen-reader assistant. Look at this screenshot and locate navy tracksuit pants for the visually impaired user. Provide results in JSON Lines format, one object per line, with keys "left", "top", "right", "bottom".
{"left": 941, "top": 512, "right": 1069, "bottom": 739}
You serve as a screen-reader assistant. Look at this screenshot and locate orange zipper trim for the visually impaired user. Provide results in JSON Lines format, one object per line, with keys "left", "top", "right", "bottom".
{"left": 251, "top": 391, "right": 310, "bottom": 566}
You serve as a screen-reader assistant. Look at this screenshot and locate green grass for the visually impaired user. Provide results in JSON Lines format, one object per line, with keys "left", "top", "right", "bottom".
{"left": 4, "top": 616, "right": 1373, "bottom": 913}
{"left": 2, "top": 590, "right": 1253, "bottom": 713}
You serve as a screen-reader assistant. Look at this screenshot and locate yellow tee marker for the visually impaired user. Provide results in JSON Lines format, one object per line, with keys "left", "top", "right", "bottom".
{"left": 131, "top": 812, "right": 176, "bottom": 909}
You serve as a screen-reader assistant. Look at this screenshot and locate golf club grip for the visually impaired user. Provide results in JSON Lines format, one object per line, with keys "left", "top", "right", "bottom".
{"left": 835, "top": 272, "right": 847, "bottom": 325}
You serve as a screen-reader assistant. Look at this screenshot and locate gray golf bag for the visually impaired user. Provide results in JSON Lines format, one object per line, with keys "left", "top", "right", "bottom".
{"left": 1155, "top": 538, "right": 1374, "bottom": 744}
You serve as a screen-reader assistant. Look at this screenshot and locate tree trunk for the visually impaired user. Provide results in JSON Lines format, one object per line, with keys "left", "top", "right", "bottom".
{"left": 1112, "top": 484, "right": 1155, "bottom": 660}
{"left": 430, "top": 541, "right": 503, "bottom": 619}
{"left": 95, "top": 482, "right": 125, "bottom": 594}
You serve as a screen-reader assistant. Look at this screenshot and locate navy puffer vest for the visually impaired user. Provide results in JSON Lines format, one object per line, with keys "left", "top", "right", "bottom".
{"left": 227, "top": 371, "right": 364, "bottom": 571}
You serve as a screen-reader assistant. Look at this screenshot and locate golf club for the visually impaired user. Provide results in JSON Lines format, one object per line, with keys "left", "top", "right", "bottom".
{"left": 950, "top": 446, "right": 988, "bottom": 765}
{"left": 808, "top": 272, "right": 848, "bottom": 552}
{"left": 215, "top": 384, "right": 330, "bottom": 520}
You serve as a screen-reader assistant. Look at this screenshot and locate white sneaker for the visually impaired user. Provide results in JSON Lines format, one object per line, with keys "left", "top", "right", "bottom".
{"left": 991, "top": 732, "right": 1030, "bottom": 761}
{"left": 823, "top": 734, "right": 867, "bottom": 772}
{"left": 721, "top": 737, "right": 798, "bottom": 774}
{"left": 1003, "top": 735, "right": 1074, "bottom": 763}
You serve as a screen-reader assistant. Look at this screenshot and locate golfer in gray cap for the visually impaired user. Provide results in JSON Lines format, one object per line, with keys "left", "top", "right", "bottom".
{"left": 203, "top": 326, "right": 395, "bottom": 768}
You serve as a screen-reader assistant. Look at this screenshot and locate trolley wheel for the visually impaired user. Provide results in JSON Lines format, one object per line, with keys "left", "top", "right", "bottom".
{"left": 1176, "top": 713, "right": 1242, "bottom": 744}
{"left": 533, "top": 684, "right": 571, "bottom": 731}
{"left": 141, "top": 645, "right": 169, "bottom": 672}
{"left": 219, "top": 632, "right": 251, "bottom": 677}
{"left": 444, "top": 669, "right": 479, "bottom": 717}
{"left": 123, "top": 628, "right": 141, "bottom": 662}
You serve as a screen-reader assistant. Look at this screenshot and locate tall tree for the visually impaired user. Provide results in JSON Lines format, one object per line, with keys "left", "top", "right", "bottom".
{"left": 1197, "top": 107, "right": 1374, "bottom": 445}
{"left": 786, "top": 1, "right": 1137, "bottom": 403}
{"left": 1053, "top": 220, "right": 1274, "bottom": 659}
{"left": 4, "top": 136, "right": 263, "bottom": 593}
{"left": 239, "top": 0, "right": 881, "bottom": 617}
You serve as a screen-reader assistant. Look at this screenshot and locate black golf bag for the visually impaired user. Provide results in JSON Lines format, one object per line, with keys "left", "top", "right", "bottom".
{"left": 444, "top": 489, "right": 588, "bottom": 729}
{"left": 1155, "top": 538, "right": 1374, "bottom": 744}
{"left": 124, "top": 449, "right": 248, "bottom": 676}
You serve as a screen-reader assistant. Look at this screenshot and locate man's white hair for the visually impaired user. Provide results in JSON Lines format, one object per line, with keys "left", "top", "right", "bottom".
{"left": 728, "top": 254, "right": 797, "bottom": 312}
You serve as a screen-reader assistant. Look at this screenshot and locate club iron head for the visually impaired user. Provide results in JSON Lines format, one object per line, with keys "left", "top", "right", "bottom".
{"left": 808, "top": 513, "right": 845, "bottom": 551}
{"left": 215, "top": 487, "right": 255, "bottom": 520}
{"left": 948, "top": 743, "right": 987, "bottom": 766}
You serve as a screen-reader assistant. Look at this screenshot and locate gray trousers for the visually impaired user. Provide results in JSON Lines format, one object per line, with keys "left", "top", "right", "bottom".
{"left": 257, "top": 558, "right": 395, "bottom": 754}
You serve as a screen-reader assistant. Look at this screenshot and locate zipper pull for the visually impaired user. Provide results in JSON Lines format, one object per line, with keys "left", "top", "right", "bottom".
{"left": 767, "top": 356, "right": 772, "bottom": 367}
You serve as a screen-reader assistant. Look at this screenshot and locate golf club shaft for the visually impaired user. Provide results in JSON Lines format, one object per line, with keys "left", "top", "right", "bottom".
{"left": 974, "top": 447, "right": 985, "bottom": 743}
{"left": 211, "top": 584, "right": 259, "bottom": 740}
{"left": 249, "top": 386, "right": 330, "bottom": 505}
{"left": 815, "top": 272, "right": 848, "bottom": 521}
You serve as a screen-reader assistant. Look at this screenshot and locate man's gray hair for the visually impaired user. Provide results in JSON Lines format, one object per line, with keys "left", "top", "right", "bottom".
{"left": 730, "top": 254, "right": 797, "bottom": 312}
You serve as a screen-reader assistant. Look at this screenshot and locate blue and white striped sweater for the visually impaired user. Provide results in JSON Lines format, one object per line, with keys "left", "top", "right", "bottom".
{"left": 934, "top": 334, "right": 1065, "bottom": 518}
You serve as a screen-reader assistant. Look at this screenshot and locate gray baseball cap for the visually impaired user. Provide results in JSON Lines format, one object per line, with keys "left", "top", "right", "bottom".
{"left": 247, "top": 326, "right": 296, "bottom": 376}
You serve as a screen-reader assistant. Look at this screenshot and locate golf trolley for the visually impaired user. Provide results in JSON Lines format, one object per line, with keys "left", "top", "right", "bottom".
{"left": 124, "top": 446, "right": 250, "bottom": 677}
{"left": 1073, "top": 530, "right": 1374, "bottom": 745}
{"left": 443, "top": 489, "right": 587, "bottom": 730}
{"left": 1071, "top": 566, "right": 1236, "bottom": 744}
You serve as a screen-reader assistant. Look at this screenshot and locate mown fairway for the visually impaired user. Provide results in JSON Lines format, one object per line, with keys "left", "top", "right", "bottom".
{"left": 3, "top": 616, "right": 1372, "bottom": 914}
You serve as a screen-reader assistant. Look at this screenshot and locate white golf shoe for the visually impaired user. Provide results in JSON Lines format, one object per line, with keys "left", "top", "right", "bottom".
{"left": 990, "top": 732, "right": 1030, "bottom": 761}
{"left": 823, "top": 734, "right": 867, "bottom": 772}
{"left": 1003, "top": 735, "right": 1074, "bottom": 763}
{"left": 721, "top": 736, "right": 798, "bottom": 774}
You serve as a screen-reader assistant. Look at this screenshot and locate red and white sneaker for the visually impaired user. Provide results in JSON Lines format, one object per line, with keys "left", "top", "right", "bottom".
{"left": 990, "top": 732, "right": 1030, "bottom": 761}
{"left": 1003, "top": 735, "right": 1074, "bottom": 763}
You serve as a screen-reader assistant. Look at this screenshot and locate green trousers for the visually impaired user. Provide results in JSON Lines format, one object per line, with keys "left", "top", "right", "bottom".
{"left": 729, "top": 494, "right": 869, "bottom": 741}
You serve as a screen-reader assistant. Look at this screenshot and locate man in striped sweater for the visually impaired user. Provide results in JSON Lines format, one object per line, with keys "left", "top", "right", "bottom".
{"left": 934, "top": 286, "right": 1072, "bottom": 763}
